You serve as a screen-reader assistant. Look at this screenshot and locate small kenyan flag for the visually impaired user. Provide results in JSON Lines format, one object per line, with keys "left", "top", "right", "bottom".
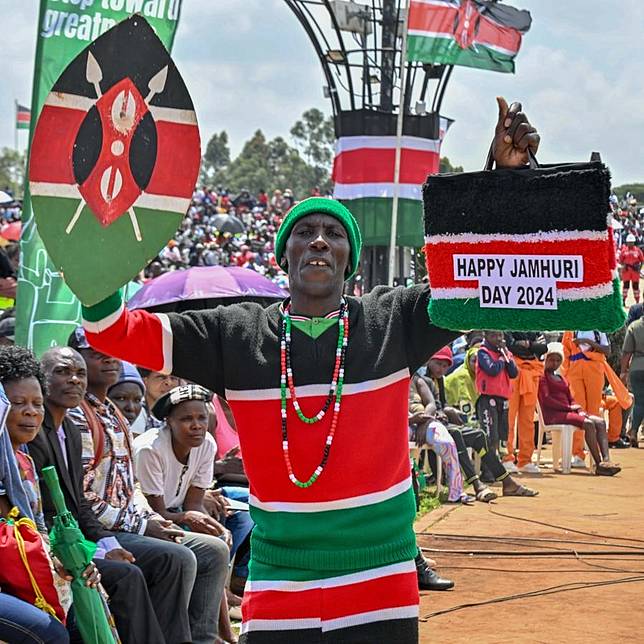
{"left": 16, "top": 103, "right": 30, "bottom": 130}
{"left": 423, "top": 161, "right": 625, "bottom": 333}
{"left": 407, "top": 0, "right": 531, "bottom": 74}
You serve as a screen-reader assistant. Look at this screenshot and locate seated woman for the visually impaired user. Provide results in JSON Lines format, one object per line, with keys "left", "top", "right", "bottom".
{"left": 0, "top": 346, "right": 105, "bottom": 644}
{"left": 409, "top": 373, "right": 473, "bottom": 504}
{"left": 133, "top": 384, "right": 238, "bottom": 643}
{"left": 538, "top": 343, "right": 620, "bottom": 476}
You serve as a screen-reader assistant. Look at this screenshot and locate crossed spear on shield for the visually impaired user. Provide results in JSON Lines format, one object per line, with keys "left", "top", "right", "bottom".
{"left": 66, "top": 52, "right": 168, "bottom": 242}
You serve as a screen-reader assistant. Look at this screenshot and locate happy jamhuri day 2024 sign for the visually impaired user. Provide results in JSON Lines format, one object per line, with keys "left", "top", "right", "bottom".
{"left": 453, "top": 254, "right": 583, "bottom": 310}
{"left": 422, "top": 161, "right": 625, "bottom": 332}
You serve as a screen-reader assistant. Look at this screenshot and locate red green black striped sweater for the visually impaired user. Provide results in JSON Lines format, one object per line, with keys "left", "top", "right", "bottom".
{"left": 82, "top": 285, "right": 456, "bottom": 572}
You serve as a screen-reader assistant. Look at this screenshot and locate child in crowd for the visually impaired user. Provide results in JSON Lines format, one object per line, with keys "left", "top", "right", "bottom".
{"left": 475, "top": 331, "right": 518, "bottom": 464}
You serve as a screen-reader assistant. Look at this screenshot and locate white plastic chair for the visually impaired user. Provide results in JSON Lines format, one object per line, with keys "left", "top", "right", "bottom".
{"left": 536, "top": 404, "right": 591, "bottom": 473}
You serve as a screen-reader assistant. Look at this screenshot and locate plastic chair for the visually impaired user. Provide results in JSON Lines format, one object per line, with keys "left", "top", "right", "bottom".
{"left": 536, "top": 404, "right": 591, "bottom": 473}
{"left": 410, "top": 441, "right": 443, "bottom": 497}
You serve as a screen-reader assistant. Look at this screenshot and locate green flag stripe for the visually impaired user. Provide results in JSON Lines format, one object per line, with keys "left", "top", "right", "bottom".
{"left": 407, "top": 35, "right": 516, "bottom": 73}
{"left": 428, "top": 280, "right": 626, "bottom": 332}
{"left": 341, "top": 197, "right": 424, "bottom": 247}
{"left": 250, "top": 488, "right": 418, "bottom": 573}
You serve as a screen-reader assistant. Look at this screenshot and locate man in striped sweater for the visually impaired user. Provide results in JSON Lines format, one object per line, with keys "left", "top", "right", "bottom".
{"left": 81, "top": 98, "right": 539, "bottom": 643}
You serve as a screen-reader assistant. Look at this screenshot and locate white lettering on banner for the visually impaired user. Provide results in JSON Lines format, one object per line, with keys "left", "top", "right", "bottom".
{"left": 41, "top": 0, "right": 180, "bottom": 41}
{"left": 453, "top": 254, "right": 584, "bottom": 282}
{"left": 479, "top": 279, "right": 557, "bottom": 310}
{"left": 451, "top": 254, "right": 583, "bottom": 311}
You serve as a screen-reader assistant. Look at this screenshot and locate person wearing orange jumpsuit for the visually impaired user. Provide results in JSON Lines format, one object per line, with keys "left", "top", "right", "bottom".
{"left": 602, "top": 393, "right": 632, "bottom": 448}
{"left": 618, "top": 234, "right": 644, "bottom": 304}
{"left": 562, "top": 331, "right": 631, "bottom": 465}
{"left": 505, "top": 332, "right": 547, "bottom": 473}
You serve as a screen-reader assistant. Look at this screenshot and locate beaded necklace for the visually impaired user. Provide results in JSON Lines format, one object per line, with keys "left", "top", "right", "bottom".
{"left": 280, "top": 298, "right": 349, "bottom": 488}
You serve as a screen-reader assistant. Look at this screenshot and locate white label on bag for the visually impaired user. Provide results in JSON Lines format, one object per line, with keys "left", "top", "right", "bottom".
{"left": 451, "top": 254, "right": 583, "bottom": 311}
{"left": 453, "top": 254, "right": 584, "bottom": 282}
{"left": 478, "top": 278, "right": 557, "bottom": 310}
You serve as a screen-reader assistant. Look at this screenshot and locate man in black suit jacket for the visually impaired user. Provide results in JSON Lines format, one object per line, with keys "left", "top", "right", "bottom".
{"left": 30, "top": 347, "right": 190, "bottom": 644}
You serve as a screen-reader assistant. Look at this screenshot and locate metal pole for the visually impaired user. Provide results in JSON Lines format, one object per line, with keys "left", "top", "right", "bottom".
{"left": 380, "top": 0, "right": 396, "bottom": 112}
{"left": 387, "top": 0, "right": 410, "bottom": 287}
{"left": 14, "top": 101, "right": 18, "bottom": 151}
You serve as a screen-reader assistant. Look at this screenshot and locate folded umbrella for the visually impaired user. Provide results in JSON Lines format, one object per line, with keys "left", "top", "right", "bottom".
{"left": 41, "top": 466, "right": 119, "bottom": 644}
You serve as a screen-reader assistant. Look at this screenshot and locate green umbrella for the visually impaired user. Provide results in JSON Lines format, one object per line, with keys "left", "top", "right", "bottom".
{"left": 41, "top": 466, "right": 119, "bottom": 644}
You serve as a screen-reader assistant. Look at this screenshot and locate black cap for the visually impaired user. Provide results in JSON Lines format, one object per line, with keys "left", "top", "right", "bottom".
{"left": 67, "top": 326, "right": 91, "bottom": 351}
{"left": 152, "top": 384, "right": 212, "bottom": 420}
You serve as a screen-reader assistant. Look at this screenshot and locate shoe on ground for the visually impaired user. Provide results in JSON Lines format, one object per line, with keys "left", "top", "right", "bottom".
{"left": 571, "top": 455, "right": 587, "bottom": 468}
{"left": 415, "top": 555, "right": 455, "bottom": 591}
{"left": 609, "top": 438, "right": 630, "bottom": 449}
{"left": 519, "top": 463, "right": 540, "bottom": 474}
{"left": 503, "top": 461, "right": 519, "bottom": 473}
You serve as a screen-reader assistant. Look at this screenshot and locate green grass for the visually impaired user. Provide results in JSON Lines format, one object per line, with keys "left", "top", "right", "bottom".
{"left": 416, "top": 487, "right": 445, "bottom": 517}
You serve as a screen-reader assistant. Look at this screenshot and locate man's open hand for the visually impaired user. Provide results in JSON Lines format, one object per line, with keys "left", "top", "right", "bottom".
{"left": 493, "top": 97, "right": 540, "bottom": 168}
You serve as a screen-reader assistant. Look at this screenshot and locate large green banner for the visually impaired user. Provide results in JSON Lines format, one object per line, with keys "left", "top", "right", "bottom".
{"left": 17, "top": 0, "right": 183, "bottom": 356}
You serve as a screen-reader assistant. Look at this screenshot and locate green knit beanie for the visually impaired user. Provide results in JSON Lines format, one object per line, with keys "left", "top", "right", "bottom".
{"left": 274, "top": 197, "right": 362, "bottom": 280}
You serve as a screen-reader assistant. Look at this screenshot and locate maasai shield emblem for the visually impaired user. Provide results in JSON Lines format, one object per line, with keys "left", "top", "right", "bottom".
{"left": 29, "top": 15, "right": 200, "bottom": 306}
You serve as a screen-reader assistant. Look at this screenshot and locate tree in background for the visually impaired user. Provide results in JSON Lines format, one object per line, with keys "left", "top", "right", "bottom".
{"left": 613, "top": 184, "right": 644, "bottom": 203}
{"left": 439, "top": 156, "right": 463, "bottom": 174}
{"left": 290, "top": 108, "right": 334, "bottom": 192}
{"left": 201, "top": 108, "right": 335, "bottom": 198}
{"left": 0, "top": 148, "right": 26, "bottom": 198}
{"left": 201, "top": 131, "right": 231, "bottom": 184}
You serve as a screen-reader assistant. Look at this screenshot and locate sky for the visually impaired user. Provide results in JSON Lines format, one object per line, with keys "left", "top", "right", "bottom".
{"left": 2, "top": 0, "right": 643, "bottom": 186}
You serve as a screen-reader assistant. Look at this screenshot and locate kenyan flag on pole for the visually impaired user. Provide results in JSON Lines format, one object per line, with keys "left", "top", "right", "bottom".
{"left": 332, "top": 111, "right": 451, "bottom": 247}
{"left": 16, "top": 103, "right": 31, "bottom": 130}
{"left": 407, "top": 0, "right": 531, "bottom": 73}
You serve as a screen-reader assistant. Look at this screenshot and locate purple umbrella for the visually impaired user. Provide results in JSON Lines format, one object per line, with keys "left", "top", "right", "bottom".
{"left": 128, "top": 266, "right": 287, "bottom": 313}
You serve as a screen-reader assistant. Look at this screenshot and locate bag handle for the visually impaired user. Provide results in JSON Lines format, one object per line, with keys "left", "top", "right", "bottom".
{"left": 484, "top": 138, "right": 539, "bottom": 171}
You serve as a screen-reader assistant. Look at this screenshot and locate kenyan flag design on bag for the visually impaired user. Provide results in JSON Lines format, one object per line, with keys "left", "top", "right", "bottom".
{"left": 423, "top": 161, "right": 625, "bottom": 332}
{"left": 29, "top": 15, "right": 200, "bottom": 306}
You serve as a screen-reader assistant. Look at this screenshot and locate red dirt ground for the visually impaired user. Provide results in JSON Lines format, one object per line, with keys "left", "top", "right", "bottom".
{"left": 415, "top": 445, "right": 644, "bottom": 644}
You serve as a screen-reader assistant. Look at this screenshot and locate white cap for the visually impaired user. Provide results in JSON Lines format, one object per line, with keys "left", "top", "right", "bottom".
{"left": 626, "top": 233, "right": 637, "bottom": 243}
{"left": 545, "top": 342, "right": 565, "bottom": 363}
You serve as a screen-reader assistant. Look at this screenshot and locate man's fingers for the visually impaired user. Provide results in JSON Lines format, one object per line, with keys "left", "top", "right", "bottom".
{"left": 163, "top": 527, "right": 185, "bottom": 540}
{"left": 527, "top": 132, "right": 540, "bottom": 154}
{"left": 495, "top": 96, "right": 509, "bottom": 131}
{"left": 505, "top": 101, "right": 522, "bottom": 128}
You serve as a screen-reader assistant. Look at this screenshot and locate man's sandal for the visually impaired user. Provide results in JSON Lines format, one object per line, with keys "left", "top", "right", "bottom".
{"left": 595, "top": 462, "right": 621, "bottom": 476}
{"left": 503, "top": 484, "right": 538, "bottom": 497}
{"left": 475, "top": 487, "right": 498, "bottom": 503}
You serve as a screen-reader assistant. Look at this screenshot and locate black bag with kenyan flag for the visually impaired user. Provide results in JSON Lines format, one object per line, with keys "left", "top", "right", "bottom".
{"left": 422, "top": 152, "right": 625, "bottom": 332}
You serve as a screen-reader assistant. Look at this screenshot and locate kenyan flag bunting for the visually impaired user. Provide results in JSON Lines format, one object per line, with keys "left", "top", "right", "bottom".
{"left": 423, "top": 161, "right": 625, "bottom": 332}
{"left": 407, "top": 0, "right": 531, "bottom": 74}
{"left": 332, "top": 111, "right": 451, "bottom": 247}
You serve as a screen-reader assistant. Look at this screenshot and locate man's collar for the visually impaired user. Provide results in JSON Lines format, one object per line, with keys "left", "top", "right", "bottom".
{"left": 279, "top": 299, "right": 341, "bottom": 321}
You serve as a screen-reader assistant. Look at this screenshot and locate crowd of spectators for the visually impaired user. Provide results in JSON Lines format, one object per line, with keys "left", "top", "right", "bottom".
{"left": 145, "top": 186, "right": 327, "bottom": 288}
{"left": 1, "top": 184, "right": 644, "bottom": 642}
